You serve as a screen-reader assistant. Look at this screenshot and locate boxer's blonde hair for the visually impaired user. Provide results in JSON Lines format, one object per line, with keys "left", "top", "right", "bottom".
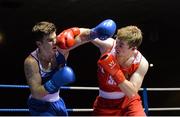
{"left": 116, "top": 26, "right": 142, "bottom": 48}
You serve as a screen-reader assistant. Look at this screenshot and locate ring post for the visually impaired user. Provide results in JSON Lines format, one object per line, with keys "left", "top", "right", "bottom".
{"left": 143, "top": 88, "right": 149, "bottom": 115}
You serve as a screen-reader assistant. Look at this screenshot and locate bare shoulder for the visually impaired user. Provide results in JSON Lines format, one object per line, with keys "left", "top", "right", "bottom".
{"left": 24, "top": 55, "right": 39, "bottom": 79}
{"left": 138, "top": 55, "right": 149, "bottom": 75}
{"left": 141, "top": 56, "right": 149, "bottom": 68}
{"left": 24, "top": 55, "right": 43, "bottom": 94}
{"left": 24, "top": 55, "right": 38, "bottom": 68}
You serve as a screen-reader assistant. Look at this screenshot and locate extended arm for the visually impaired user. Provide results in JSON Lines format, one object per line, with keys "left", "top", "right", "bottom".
{"left": 56, "top": 19, "right": 116, "bottom": 50}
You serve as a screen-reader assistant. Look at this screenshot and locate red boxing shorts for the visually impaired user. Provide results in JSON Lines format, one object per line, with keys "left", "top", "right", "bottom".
{"left": 92, "top": 94, "right": 146, "bottom": 116}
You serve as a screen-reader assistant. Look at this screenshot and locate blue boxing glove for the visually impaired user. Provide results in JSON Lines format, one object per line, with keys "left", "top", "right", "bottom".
{"left": 90, "top": 19, "right": 116, "bottom": 40}
{"left": 44, "top": 66, "right": 75, "bottom": 94}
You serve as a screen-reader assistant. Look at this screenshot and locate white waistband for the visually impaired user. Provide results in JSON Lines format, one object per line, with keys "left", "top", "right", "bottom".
{"left": 99, "top": 89, "right": 125, "bottom": 99}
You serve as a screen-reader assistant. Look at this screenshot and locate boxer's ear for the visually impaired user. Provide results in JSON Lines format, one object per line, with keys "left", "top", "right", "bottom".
{"left": 131, "top": 46, "right": 136, "bottom": 50}
{"left": 36, "top": 41, "right": 41, "bottom": 47}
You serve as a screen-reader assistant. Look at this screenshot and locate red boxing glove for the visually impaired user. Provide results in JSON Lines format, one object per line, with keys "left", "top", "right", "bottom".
{"left": 98, "top": 52, "right": 125, "bottom": 84}
{"left": 56, "top": 27, "right": 80, "bottom": 49}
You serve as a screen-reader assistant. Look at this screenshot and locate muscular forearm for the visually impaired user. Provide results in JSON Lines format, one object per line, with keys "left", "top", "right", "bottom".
{"left": 67, "top": 28, "right": 91, "bottom": 51}
{"left": 76, "top": 28, "right": 91, "bottom": 42}
{"left": 118, "top": 80, "right": 139, "bottom": 98}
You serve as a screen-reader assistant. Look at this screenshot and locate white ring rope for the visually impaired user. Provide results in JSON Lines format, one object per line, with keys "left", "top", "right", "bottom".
{"left": 140, "top": 88, "right": 180, "bottom": 91}
{"left": 68, "top": 109, "right": 93, "bottom": 112}
{"left": 0, "top": 108, "right": 93, "bottom": 112}
{"left": 1, "top": 108, "right": 180, "bottom": 112}
{"left": 62, "top": 86, "right": 99, "bottom": 90}
{"left": 148, "top": 107, "right": 180, "bottom": 111}
{"left": 0, "top": 84, "right": 180, "bottom": 91}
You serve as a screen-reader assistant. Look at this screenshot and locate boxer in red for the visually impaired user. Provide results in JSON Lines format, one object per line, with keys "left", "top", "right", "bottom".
{"left": 92, "top": 25, "right": 149, "bottom": 116}
{"left": 65, "top": 24, "right": 149, "bottom": 116}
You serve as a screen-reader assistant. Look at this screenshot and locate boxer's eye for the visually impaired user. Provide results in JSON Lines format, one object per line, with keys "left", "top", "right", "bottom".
{"left": 47, "top": 38, "right": 53, "bottom": 42}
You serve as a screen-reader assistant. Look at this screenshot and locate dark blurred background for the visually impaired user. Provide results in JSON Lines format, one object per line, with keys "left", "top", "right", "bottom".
{"left": 0, "top": 0, "right": 180, "bottom": 116}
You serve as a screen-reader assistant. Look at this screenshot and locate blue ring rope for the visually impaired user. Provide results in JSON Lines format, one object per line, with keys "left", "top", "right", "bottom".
{"left": 0, "top": 84, "right": 72, "bottom": 90}
{"left": 0, "top": 109, "right": 29, "bottom": 112}
{"left": 0, "top": 84, "right": 29, "bottom": 88}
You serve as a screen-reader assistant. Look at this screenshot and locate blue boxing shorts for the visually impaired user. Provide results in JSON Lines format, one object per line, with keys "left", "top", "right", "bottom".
{"left": 27, "top": 97, "right": 68, "bottom": 116}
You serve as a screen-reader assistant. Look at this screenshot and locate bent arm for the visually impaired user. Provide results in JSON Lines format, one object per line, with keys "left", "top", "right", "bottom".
{"left": 24, "top": 56, "right": 48, "bottom": 98}
{"left": 118, "top": 56, "right": 149, "bottom": 98}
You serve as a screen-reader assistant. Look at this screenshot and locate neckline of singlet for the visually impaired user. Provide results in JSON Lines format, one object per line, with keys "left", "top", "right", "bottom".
{"left": 36, "top": 49, "right": 52, "bottom": 73}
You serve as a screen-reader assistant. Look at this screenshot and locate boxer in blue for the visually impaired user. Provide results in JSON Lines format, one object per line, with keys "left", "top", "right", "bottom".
{"left": 24, "top": 19, "right": 116, "bottom": 116}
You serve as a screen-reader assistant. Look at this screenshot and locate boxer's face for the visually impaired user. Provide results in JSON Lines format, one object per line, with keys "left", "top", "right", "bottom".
{"left": 115, "top": 39, "right": 132, "bottom": 57}
{"left": 37, "top": 32, "right": 57, "bottom": 61}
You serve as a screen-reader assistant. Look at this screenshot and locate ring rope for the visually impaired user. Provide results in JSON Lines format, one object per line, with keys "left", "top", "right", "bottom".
{"left": 141, "top": 88, "right": 180, "bottom": 91}
{"left": 148, "top": 107, "right": 180, "bottom": 111}
{"left": 1, "top": 84, "right": 180, "bottom": 91}
{"left": 0, "top": 109, "right": 29, "bottom": 112}
{"left": 1, "top": 108, "right": 180, "bottom": 112}
{"left": 0, "top": 84, "right": 99, "bottom": 90}
{"left": 0, "top": 84, "right": 29, "bottom": 88}
{"left": 0, "top": 108, "right": 93, "bottom": 112}
{"left": 1, "top": 84, "right": 180, "bottom": 113}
